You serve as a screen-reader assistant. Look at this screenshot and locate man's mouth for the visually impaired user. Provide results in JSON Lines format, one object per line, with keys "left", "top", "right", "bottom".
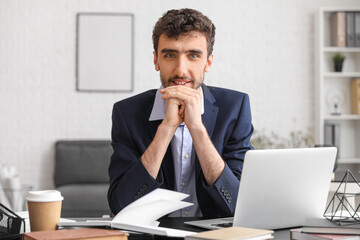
{"left": 169, "top": 76, "right": 194, "bottom": 86}
{"left": 173, "top": 80, "right": 191, "bottom": 85}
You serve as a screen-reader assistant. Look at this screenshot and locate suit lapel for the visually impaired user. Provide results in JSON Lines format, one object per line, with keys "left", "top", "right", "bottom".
{"left": 201, "top": 85, "right": 218, "bottom": 139}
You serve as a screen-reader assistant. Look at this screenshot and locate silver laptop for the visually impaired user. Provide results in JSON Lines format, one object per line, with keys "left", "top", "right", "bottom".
{"left": 185, "top": 147, "right": 337, "bottom": 230}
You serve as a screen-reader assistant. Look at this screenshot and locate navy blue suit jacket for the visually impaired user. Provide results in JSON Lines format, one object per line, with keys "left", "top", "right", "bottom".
{"left": 108, "top": 85, "right": 254, "bottom": 218}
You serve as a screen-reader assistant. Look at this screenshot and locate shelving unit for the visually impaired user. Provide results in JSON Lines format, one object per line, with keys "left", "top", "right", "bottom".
{"left": 324, "top": 115, "right": 360, "bottom": 120}
{"left": 315, "top": 8, "right": 360, "bottom": 165}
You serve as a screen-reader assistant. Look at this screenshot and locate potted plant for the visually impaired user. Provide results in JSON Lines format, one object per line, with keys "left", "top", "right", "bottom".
{"left": 332, "top": 53, "right": 345, "bottom": 72}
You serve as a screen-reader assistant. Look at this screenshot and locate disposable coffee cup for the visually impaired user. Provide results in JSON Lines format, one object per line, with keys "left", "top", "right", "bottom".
{"left": 26, "top": 190, "right": 63, "bottom": 232}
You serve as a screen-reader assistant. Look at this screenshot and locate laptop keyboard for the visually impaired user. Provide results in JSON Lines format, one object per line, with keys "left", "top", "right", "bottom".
{"left": 211, "top": 222, "right": 233, "bottom": 228}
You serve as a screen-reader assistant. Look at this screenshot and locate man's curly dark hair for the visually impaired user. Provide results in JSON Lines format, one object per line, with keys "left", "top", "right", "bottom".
{"left": 152, "top": 8, "right": 216, "bottom": 57}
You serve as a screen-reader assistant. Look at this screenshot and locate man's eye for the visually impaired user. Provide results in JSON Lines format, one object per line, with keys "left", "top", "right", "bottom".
{"left": 165, "top": 53, "right": 175, "bottom": 58}
{"left": 189, "top": 54, "right": 199, "bottom": 59}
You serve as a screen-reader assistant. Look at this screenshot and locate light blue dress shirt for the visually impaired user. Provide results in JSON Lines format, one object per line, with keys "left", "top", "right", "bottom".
{"left": 149, "top": 85, "right": 204, "bottom": 217}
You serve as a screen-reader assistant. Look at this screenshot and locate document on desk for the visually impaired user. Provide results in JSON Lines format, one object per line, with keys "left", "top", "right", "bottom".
{"left": 59, "top": 188, "right": 196, "bottom": 237}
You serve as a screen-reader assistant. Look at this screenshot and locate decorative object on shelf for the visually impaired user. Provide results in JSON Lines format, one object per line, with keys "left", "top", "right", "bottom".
{"left": 324, "top": 170, "right": 360, "bottom": 225}
{"left": 326, "top": 86, "right": 347, "bottom": 115}
{"left": 332, "top": 53, "right": 345, "bottom": 72}
{"left": 332, "top": 103, "right": 341, "bottom": 115}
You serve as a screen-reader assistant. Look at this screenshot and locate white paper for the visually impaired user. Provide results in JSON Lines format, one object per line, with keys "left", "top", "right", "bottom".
{"left": 119, "top": 188, "right": 189, "bottom": 212}
{"left": 113, "top": 199, "right": 193, "bottom": 225}
{"left": 109, "top": 188, "right": 195, "bottom": 237}
{"left": 112, "top": 188, "right": 192, "bottom": 225}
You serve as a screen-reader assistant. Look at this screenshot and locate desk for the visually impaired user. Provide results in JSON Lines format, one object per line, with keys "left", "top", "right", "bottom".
{"left": 28, "top": 217, "right": 291, "bottom": 240}
{"left": 157, "top": 217, "right": 291, "bottom": 240}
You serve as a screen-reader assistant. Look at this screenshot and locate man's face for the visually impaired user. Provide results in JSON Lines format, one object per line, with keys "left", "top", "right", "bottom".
{"left": 153, "top": 31, "right": 213, "bottom": 89}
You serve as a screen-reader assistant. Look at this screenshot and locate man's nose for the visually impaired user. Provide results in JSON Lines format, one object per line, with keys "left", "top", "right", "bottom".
{"left": 174, "top": 56, "right": 188, "bottom": 76}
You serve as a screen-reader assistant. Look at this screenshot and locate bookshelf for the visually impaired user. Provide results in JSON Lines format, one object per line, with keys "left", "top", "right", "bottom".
{"left": 315, "top": 8, "right": 360, "bottom": 164}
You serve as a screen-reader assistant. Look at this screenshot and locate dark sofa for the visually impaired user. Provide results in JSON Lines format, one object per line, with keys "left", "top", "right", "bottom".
{"left": 54, "top": 140, "right": 112, "bottom": 217}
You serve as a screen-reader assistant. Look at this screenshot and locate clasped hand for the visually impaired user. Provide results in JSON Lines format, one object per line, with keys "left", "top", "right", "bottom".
{"left": 160, "top": 86, "right": 202, "bottom": 130}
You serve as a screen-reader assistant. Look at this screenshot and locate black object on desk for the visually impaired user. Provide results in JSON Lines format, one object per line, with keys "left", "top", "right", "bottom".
{"left": 155, "top": 217, "right": 203, "bottom": 240}
{"left": 0, "top": 203, "right": 25, "bottom": 240}
{"left": 159, "top": 217, "right": 204, "bottom": 232}
{"left": 324, "top": 169, "right": 360, "bottom": 225}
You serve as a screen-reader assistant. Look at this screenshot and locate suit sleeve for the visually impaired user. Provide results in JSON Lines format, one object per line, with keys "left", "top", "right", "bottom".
{"left": 199, "top": 93, "right": 254, "bottom": 217}
{"left": 107, "top": 103, "right": 163, "bottom": 215}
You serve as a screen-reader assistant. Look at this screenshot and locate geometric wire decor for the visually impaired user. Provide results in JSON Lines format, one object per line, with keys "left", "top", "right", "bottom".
{"left": 324, "top": 170, "right": 360, "bottom": 225}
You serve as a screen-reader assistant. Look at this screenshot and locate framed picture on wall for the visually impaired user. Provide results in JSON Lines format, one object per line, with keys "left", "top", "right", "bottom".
{"left": 76, "top": 13, "right": 134, "bottom": 92}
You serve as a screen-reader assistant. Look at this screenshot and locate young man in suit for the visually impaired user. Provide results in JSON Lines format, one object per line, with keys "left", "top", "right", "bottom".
{"left": 108, "top": 8, "right": 254, "bottom": 218}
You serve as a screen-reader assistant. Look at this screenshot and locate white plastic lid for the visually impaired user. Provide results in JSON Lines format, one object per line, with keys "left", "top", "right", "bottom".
{"left": 26, "top": 190, "right": 64, "bottom": 202}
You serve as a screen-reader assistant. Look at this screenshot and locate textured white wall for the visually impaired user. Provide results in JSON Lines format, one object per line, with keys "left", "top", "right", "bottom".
{"left": 0, "top": 0, "right": 358, "bottom": 190}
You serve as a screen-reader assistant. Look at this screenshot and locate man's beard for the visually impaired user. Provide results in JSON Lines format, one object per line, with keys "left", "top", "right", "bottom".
{"left": 159, "top": 72, "right": 205, "bottom": 90}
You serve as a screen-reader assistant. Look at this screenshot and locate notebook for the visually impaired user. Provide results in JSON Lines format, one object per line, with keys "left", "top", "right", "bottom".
{"left": 185, "top": 147, "right": 337, "bottom": 230}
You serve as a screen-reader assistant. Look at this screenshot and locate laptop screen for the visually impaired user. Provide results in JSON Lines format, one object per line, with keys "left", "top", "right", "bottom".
{"left": 234, "top": 147, "right": 337, "bottom": 229}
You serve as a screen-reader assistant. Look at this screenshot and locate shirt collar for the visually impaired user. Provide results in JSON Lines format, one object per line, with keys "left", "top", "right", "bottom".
{"left": 149, "top": 85, "right": 205, "bottom": 121}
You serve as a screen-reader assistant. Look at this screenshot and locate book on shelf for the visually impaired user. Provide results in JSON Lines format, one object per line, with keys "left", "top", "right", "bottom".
{"left": 356, "top": 12, "right": 360, "bottom": 47}
{"left": 346, "top": 12, "right": 355, "bottom": 47}
{"left": 185, "top": 227, "right": 274, "bottom": 240}
{"left": 23, "top": 228, "right": 128, "bottom": 240}
{"left": 290, "top": 228, "right": 360, "bottom": 240}
{"left": 324, "top": 123, "right": 340, "bottom": 150}
{"left": 332, "top": 12, "right": 346, "bottom": 47}
{"left": 351, "top": 78, "right": 360, "bottom": 114}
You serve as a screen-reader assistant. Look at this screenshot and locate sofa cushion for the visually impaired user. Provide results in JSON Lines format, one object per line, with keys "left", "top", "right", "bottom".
{"left": 54, "top": 140, "right": 112, "bottom": 186}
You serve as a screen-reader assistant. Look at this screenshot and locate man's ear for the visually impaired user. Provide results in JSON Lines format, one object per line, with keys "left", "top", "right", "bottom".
{"left": 204, "top": 54, "right": 213, "bottom": 72}
{"left": 153, "top": 51, "right": 160, "bottom": 71}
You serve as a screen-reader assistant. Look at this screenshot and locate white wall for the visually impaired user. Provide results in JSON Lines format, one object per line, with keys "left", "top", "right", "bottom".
{"left": 0, "top": 0, "right": 358, "bottom": 190}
